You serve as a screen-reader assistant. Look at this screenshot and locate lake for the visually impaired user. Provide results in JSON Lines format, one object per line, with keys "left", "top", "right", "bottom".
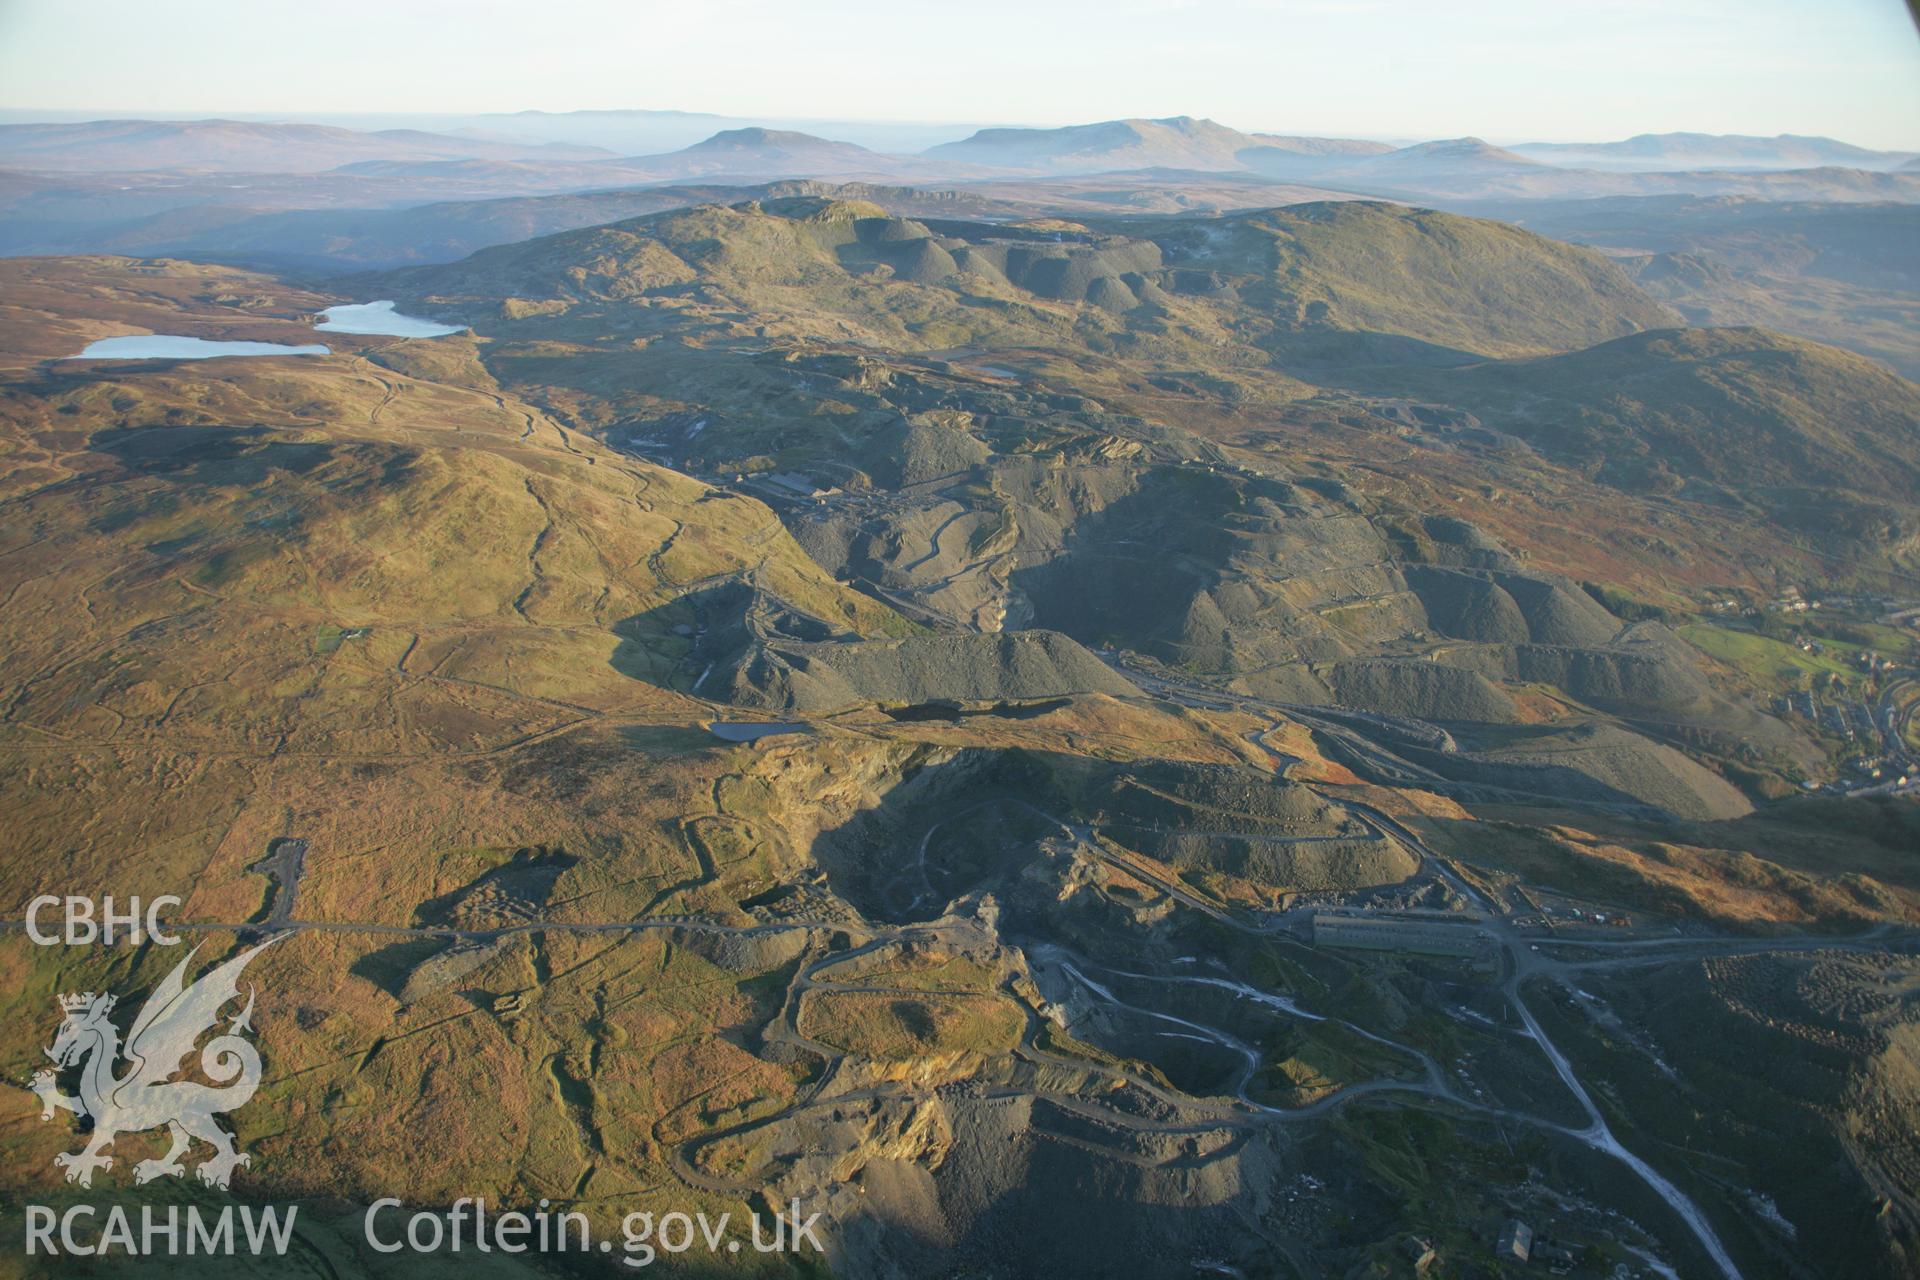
{"left": 316, "top": 301, "right": 465, "bottom": 337}
{"left": 68, "top": 335, "right": 330, "bottom": 360}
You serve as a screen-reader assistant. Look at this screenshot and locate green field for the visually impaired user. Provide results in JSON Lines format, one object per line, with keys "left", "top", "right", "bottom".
{"left": 1679, "top": 622, "right": 1866, "bottom": 694}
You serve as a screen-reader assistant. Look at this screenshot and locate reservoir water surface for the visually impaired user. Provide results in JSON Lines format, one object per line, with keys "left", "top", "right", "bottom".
{"left": 316, "top": 301, "right": 465, "bottom": 337}
{"left": 68, "top": 335, "right": 330, "bottom": 360}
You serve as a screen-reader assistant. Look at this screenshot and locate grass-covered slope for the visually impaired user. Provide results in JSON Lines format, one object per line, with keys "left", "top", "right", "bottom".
{"left": 382, "top": 197, "right": 1676, "bottom": 361}
{"left": 1217, "top": 201, "right": 1680, "bottom": 357}
{"left": 1434, "top": 326, "right": 1920, "bottom": 500}
{"left": 0, "top": 259, "right": 917, "bottom": 913}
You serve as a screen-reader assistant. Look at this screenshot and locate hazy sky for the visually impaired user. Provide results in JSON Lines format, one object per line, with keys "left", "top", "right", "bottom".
{"left": 2, "top": 0, "right": 1918, "bottom": 147}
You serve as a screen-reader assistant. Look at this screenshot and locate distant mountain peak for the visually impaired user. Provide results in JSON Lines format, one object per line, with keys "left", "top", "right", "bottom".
{"left": 595, "top": 127, "right": 899, "bottom": 180}
{"left": 1394, "top": 137, "right": 1535, "bottom": 161}
{"left": 926, "top": 115, "right": 1381, "bottom": 174}
{"left": 685, "top": 127, "right": 864, "bottom": 153}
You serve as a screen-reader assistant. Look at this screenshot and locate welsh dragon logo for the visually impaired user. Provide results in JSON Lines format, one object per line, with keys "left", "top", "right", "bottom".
{"left": 30, "top": 937, "right": 280, "bottom": 1189}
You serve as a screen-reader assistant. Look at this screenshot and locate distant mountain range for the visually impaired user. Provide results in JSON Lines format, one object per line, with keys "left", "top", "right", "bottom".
{"left": 1511, "top": 132, "right": 1917, "bottom": 172}
{"left": 0, "top": 176, "right": 1366, "bottom": 269}
{"left": 923, "top": 119, "right": 1919, "bottom": 180}
{"left": 924, "top": 120, "right": 1920, "bottom": 200}
{"left": 1231, "top": 137, "right": 1920, "bottom": 201}
{"left": 0, "top": 119, "right": 614, "bottom": 173}
{"left": 325, "top": 126, "right": 981, "bottom": 189}
{"left": 458, "top": 108, "right": 970, "bottom": 156}
{"left": 1242, "top": 137, "right": 1541, "bottom": 187}
{"left": 923, "top": 121, "right": 1920, "bottom": 203}
{"left": 0, "top": 107, "right": 984, "bottom": 157}
{"left": 4, "top": 113, "right": 1913, "bottom": 182}
{"left": 4, "top": 114, "right": 1914, "bottom": 198}
{"left": 2, "top": 115, "right": 1917, "bottom": 274}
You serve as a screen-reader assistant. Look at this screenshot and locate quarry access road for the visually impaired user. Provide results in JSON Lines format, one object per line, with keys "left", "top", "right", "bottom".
{"left": 1505, "top": 968, "right": 1743, "bottom": 1280}
{"left": 1525, "top": 926, "right": 1920, "bottom": 978}
{"left": 1487, "top": 923, "right": 1750, "bottom": 1278}
{"left": 1108, "top": 657, "right": 1677, "bottom": 818}
{"left": 1022, "top": 942, "right": 1643, "bottom": 1156}
{"left": 1098, "top": 655, "right": 1497, "bottom": 914}
{"left": 1090, "top": 654, "right": 1879, "bottom": 1278}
